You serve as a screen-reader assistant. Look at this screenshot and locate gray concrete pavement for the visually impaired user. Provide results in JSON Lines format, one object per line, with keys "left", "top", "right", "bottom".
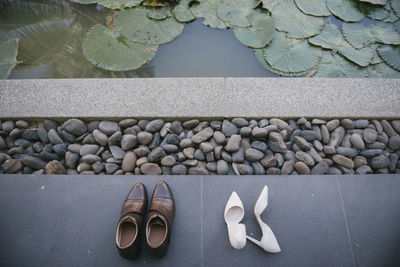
{"left": 0, "top": 174, "right": 399, "bottom": 267}
{"left": 0, "top": 78, "right": 399, "bottom": 119}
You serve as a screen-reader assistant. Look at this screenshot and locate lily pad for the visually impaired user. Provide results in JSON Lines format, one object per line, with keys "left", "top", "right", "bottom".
{"left": 391, "top": 0, "right": 400, "bottom": 17}
{"left": 342, "top": 22, "right": 400, "bottom": 49}
{"left": 367, "top": 62, "right": 400, "bottom": 77}
{"left": 377, "top": 44, "right": 400, "bottom": 70}
{"left": 191, "top": 0, "right": 227, "bottom": 29}
{"left": 327, "top": 0, "right": 365, "bottom": 22}
{"left": 294, "top": 0, "right": 331, "bottom": 17}
{"left": 216, "top": 0, "right": 254, "bottom": 27}
{"left": 365, "top": 3, "right": 390, "bottom": 19}
{"left": 272, "top": 0, "right": 325, "bottom": 38}
{"left": 233, "top": 11, "right": 275, "bottom": 48}
{"left": 98, "top": 0, "right": 143, "bottom": 9}
{"left": 0, "top": 38, "right": 20, "bottom": 79}
{"left": 70, "top": 0, "right": 99, "bottom": 4}
{"left": 254, "top": 49, "right": 313, "bottom": 76}
{"left": 114, "top": 7, "right": 184, "bottom": 44}
{"left": 358, "top": 0, "right": 387, "bottom": 5}
{"left": 383, "top": 3, "right": 400, "bottom": 22}
{"left": 370, "top": 44, "right": 384, "bottom": 63}
{"left": 314, "top": 52, "right": 367, "bottom": 77}
{"left": 173, "top": 0, "right": 196, "bottom": 23}
{"left": 82, "top": 24, "right": 158, "bottom": 71}
{"left": 261, "top": 0, "right": 285, "bottom": 11}
{"left": 147, "top": 6, "right": 172, "bottom": 20}
{"left": 263, "top": 32, "right": 322, "bottom": 73}
{"left": 309, "top": 23, "right": 373, "bottom": 66}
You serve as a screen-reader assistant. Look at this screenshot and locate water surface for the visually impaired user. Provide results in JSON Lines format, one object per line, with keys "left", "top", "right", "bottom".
{"left": 0, "top": 0, "right": 386, "bottom": 79}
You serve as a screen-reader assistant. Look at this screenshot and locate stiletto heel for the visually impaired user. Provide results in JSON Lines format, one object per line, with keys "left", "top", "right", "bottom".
{"left": 247, "top": 185, "right": 281, "bottom": 253}
{"left": 224, "top": 191, "right": 246, "bottom": 250}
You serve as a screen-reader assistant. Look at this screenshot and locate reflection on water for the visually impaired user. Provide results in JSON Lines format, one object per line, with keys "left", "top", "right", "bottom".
{"left": 0, "top": 0, "right": 155, "bottom": 78}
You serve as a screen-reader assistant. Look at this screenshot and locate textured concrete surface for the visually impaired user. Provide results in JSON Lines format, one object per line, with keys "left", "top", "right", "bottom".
{"left": 0, "top": 174, "right": 399, "bottom": 267}
{"left": 0, "top": 78, "right": 399, "bottom": 119}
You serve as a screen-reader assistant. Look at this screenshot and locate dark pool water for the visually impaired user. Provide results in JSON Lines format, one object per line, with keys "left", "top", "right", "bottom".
{"left": 0, "top": 0, "right": 388, "bottom": 79}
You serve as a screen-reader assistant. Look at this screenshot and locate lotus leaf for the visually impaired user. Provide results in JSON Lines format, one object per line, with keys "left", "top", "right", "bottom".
{"left": 327, "top": 0, "right": 365, "bottom": 22}
{"left": 314, "top": 52, "right": 367, "bottom": 77}
{"left": 366, "top": 3, "right": 390, "bottom": 19}
{"left": 233, "top": 11, "right": 275, "bottom": 48}
{"left": 173, "top": 0, "right": 196, "bottom": 22}
{"left": 147, "top": 6, "right": 172, "bottom": 20}
{"left": 254, "top": 49, "right": 312, "bottom": 76}
{"left": 272, "top": 0, "right": 325, "bottom": 38}
{"left": 358, "top": 0, "right": 387, "bottom": 5}
{"left": 391, "top": 0, "right": 400, "bottom": 17}
{"left": 261, "top": 0, "right": 285, "bottom": 11}
{"left": 98, "top": 0, "right": 143, "bottom": 9}
{"left": 294, "top": 0, "right": 331, "bottom": 17}
{"left": 383, "top": 7, "right": 399, "bottom": 22}
{"left": 342, "top": 22, "right": 400, "bottom": 49}
{"left": 370, "top": 44, "right": 384, "bottom": 63}
{"left": 0, "top": 38, "right": 20, "bottom": 79}
{"left": 377, "top": 44, "right": 400, "bottom": 70}
{"left": 367, "top": 62, "right": 400, "bottom": 77}
{"left": 114, "top": 7, "right": 184, "bottom": 44}
{"left": 82, "top": 24, "right": 158, "bottom": 71}
{"left": 70, "top": 0, "right": 98, "bottom": 4}
{"left": 309, "top": 24, "right": 373, "bottom": 67}
{"left": 191, "top": 0, "right": 227, "bottom": 29}
{"left": 263, "top": 32, "right": 322, "bottom": 73}
{"left": 217, "top": 0, "right": 254, "bottom": 27}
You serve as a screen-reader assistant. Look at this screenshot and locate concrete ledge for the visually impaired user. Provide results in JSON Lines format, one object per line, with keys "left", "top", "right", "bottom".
{"left": 0, "top": 78, "right": 399, "bottom": 119}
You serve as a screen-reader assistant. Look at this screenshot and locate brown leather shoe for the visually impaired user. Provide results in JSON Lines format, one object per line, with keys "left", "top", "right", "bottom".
{"left": 115, "top": 183, "right": 147, "bottom": 259}
{"left": 145, "top": 181, "right": 175, "bottom": 258}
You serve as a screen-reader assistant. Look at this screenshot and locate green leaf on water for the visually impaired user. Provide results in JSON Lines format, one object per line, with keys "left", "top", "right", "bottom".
{"left": 294, "top": 0, "right": 331, "bottom": 17}
{"left": 391, "top": 0, "right": 400, "bottom": 17}
{"left": 82, "top": 24, "right": 158, "bottom": 71}
{"left": 261, "top": 0, "right": 285, "bottom": 11}
{"left": 254, "top": 48, "right": 312, "bottom": 76}
{"left": 368, "top": 61, "right": 400, "bottom": 76}
{"left": 358, "top": 0, "right": 387, "bottom": 5}
{"left": 114, "top": 7, "right": 185, "bottom": 44}
{"left": 377, "top": 44, "right": 400, "bottom": 70}
{"left": 263, "top": 31, "right": 322, "bottom": 73}
{"left": 216, "top": 0, "right": 254, "bottom": 27}
{"left": 327, "top": 0, "right": 365, "bottom": 22}
{"left": 70, "top": 0, "right": 99, "bottom": 4}
{"left": 369, "top": 44, "right": 384, "bottom": 63}
{"left": 191, "top": 0, "right": 227, "bottom": 29}
{"left": 173, "top": 0, "right": 196, "bottom": 23}
{"left": 309, "top": 23, "right": 373, "bottom": 67}
{"left": 342, "top": 22, "right": 400, "bottom": 49}
{"left": 0, "top": 38, "right": 21, "bottom": 79}
{"left": 147, "top": 6, "right": 172, "bottom": 20}
{"left": 272, "top": 0, "right": 325, "bottom": 38}
{"left": 233, "top": 10, "right": 275, "bottom": 48}
{"left": 98, "top": 0, "right": 143, "bottom": 9}
{"left": 368, "top": 62, "right": 400, "bottom": 77}
{"left": 365, "top": 3, "right": 390, "bottom": 20}
{"left": 314, "top": 52, "right": 367, "bottom": 77}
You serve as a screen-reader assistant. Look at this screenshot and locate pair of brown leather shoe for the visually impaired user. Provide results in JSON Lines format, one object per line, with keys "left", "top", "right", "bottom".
{"left": 115, "top": 181, "right": 175, "bottom": 259}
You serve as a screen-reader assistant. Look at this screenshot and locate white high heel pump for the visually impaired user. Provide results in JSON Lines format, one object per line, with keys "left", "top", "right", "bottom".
{"left": 224, "top": 191, "right": 246, "bottom": 250}
{"left": 247, "top": 185, "right": 281, "bottom": 253}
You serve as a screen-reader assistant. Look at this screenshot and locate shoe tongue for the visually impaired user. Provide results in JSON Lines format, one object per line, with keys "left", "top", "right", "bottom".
{"left": 152, "top": 215, "right": 165, "bottom": 226}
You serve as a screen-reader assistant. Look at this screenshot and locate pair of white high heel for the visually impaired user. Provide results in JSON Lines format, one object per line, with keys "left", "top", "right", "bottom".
{"left": 224, "top": 185, "right": 281, "bottom": 253}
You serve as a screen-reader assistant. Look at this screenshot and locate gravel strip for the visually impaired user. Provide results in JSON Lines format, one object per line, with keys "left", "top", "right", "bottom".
{"left": 1, "top": 118, "right": 400, "bottom": 175}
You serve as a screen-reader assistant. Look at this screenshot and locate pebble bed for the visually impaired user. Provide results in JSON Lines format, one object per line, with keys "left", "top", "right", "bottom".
{"left": 0, "top": 118, "right": 399, "bottom": 175}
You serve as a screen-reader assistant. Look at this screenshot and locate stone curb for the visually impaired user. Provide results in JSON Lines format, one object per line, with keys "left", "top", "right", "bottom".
{"left": 0, "top": 78, "right": 399, "bottom": 119}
